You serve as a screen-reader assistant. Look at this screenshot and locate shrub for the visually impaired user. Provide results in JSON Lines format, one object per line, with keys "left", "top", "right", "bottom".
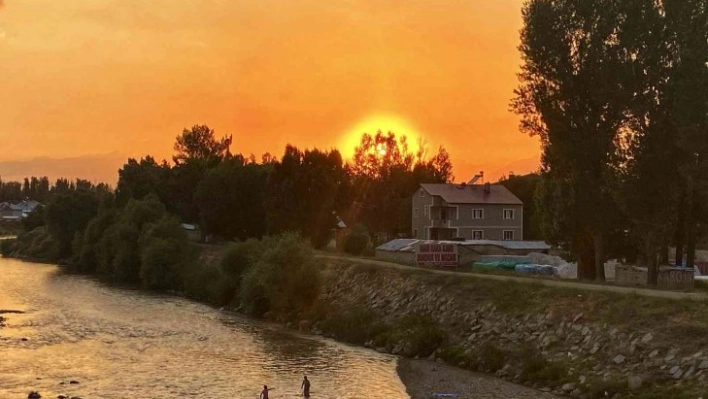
{"left": 13, "top": 227, "right": 60, "bottom": 262}
{"left": 239, "top": 233, "right": 321, "bottom": 318}
{"left": 139, "top": 216, "right": 195, "bottom": 290}
{"left": 344, "top": 223, "right": 369, "bottom": 256}
{"left": 519, "top": 348, "right": 567, "bottom": 387}
{"left": 21, "top": 206, "right": 45, "bottom": 232}
{"left": 220, "top": 238, "right": 263, "bottom": 280}
{"left": 1, "top": 238, "right": 17, "bottom": 257}
{"left": 318, "top": 308, "right": 385, "bottom": 344}
{"left": 45, "top": 190, "right": 101, "bottom": 259}
{"left": 73, "top": 209, "right": 116, "bottom": 274}
{"left": 472, "top": 342, "right": 507, "bottom": 372}
{"left": 184, "top": 265, "right": 234, "bottom": 306}
{"left": 378, "top": 314, "right": 446, "bottom": 357}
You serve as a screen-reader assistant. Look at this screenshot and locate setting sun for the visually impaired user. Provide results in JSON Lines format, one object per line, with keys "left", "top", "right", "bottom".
{"left": 340, "top": 114, "right": 422, "bottom": 159}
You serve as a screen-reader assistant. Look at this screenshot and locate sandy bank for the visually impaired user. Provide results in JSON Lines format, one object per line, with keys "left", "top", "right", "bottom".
{"left": 397, "top": 358, "right": 557, "bottom": 399}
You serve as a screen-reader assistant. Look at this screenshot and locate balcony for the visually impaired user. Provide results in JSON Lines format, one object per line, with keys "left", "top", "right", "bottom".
{"left": 430, "top": 218, "right": 451, "bottom": 228}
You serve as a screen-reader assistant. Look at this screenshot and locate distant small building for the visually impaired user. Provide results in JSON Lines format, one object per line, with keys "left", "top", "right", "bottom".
{"left": 180, "top": 223, "right": 202, "bottom": 242}
{"left": 411, "top": 182, "right": 523, "bottom": 241}
{"left": 0, "top": 200, "right": 42, "bottom": 221}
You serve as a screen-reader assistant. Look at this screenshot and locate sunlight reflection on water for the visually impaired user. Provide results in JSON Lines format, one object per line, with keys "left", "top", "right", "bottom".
{"left": 0, "top": 259, "right": 409, "bottom": 399}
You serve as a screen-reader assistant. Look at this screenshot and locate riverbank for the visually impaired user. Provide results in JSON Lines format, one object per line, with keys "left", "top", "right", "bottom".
{"left": 304, "top": 258, "right": 708, "bottom": 398}
{"left": 6, "top": 236, "right": 708, "bottom": 398}
{"left": 396, "top": 358, "right": 556, "bottom": 399}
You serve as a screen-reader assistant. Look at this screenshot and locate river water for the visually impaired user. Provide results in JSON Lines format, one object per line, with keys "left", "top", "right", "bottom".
{"left": 0, "top": 258, "right": 410, "bottom": 399}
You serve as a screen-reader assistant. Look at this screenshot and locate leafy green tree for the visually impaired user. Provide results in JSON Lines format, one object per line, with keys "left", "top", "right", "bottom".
{"left": 265, "top": 146, "right": 351, "bottom": 248}
{"left": 195, "top": 157, "right": 269, "bottom": 240}
{"left": 173, "top": 124, "right": 232, "bottom": 167}
{"left": 169, "top": 125, "right": 234, "bottom": 224}
{"left": 344, "top": 223, "right": 370, "bottom": 256}
{"left": 45, "top": 190, "right": 102, "bottom": 259}
{"left": 21, "top": 206, "right": 46, "bottom": 232}
{"left": 498, "top": 173, "right": 542, "bottom": 240}
{"left": 512, "top": 0, "right": 642, "bottom": 280}
{"left": 116, "top": 156, "right": 173, "bottom": 207}
{"left": 139, "top": 216, "right": 194, "bottom": 290}
{"left": 349, "top": 131, "right": 452, "bottom": 240}
{"left": 73, "top": 205, "right": 116, "bottom": 274}
{"left": 664, "top": 0, "right": 708, "bottom": 269}
{"left": 99, "top": 194, "right": 167, "bottom": 282}
{"left": 239, "top": 233, "right": 320, "bottom": 317}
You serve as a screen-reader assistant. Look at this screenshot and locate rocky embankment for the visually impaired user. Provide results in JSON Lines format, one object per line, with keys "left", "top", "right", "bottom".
{"left": 305, "top": 261, "right": 708, "bottom": 398}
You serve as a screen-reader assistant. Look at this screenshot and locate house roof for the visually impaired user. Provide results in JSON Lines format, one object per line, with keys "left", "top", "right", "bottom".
{"left": 8, "top": 200, "right": 42, "bottom": 212}
{"left": 420, "top": 183, "right": 522, "bottom": 205}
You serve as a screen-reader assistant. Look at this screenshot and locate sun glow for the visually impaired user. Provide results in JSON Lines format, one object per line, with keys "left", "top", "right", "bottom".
{"left": 340, "top": 114, "right": 423, "bottom": 159}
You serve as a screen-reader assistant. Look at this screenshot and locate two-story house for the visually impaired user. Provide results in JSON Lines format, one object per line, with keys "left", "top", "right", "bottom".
{"left": 411, "top": 182, "right": 523, "bottom": 241}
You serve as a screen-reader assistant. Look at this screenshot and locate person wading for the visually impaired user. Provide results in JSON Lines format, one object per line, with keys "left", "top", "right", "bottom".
{"left": 301, "top": 375, "right": 311, "bottom": 397}
{"left": 260, "top": 385, "right": 274, "bottom": 399}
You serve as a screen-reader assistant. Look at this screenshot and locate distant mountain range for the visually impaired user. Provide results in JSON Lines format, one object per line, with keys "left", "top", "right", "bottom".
{"left": 0, "top": 153, "right": 127, "bottom": 185}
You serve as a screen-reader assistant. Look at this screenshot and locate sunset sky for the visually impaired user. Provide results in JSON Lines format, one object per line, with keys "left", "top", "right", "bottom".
{"left": 0, "top": 0, "right": 540, "bottom": 184}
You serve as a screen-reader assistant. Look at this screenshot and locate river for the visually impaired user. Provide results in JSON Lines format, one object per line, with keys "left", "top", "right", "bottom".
{"left": 0, "top": 258, "right": 410, "bottom": 399}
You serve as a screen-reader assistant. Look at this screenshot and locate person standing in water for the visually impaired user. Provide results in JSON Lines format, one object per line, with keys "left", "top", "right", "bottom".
{"left": 301, "top": 376, "right": 311, "bottom": 398}
{"left": 260, "top": 385, "right": 273, "bottom": 399}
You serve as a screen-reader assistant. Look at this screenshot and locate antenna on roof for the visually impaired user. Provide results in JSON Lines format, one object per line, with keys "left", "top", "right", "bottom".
{"left": 467, "top": 171, "right": 484, "bottom": 185}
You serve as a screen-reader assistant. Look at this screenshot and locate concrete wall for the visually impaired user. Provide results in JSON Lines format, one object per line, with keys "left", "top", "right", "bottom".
{"left": 615, "top": 265, "right": 694, "bottom": 291}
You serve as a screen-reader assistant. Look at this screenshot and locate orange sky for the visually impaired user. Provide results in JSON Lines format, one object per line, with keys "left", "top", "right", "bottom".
{"left": 0, "top": 0, "right": 540, "bottom": 183}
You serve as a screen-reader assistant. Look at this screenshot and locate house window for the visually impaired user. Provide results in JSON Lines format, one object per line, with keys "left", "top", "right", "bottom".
{"left": 420, "top": 190, "right": 425, "bottom": 197}
{"left": 473, "top": 209, "right": 484, "bottom": 219}
{"left": 503, "top": 230, "right": 514, "bottom": 241}
{"left": 472, "top": 230, "right": 483, "bottom": 240}
{"left": 424, "top": 205, "right": 429, "bottom": 217}
{"left": 413, "top": 229, "right": 418, "bottom": 238}
{"left": 503, "top": 209, "right": 515, "bottom": 220}
{"left": 441, "top": 209, "right": 448, "bottom": 221}
{"left": 414, "top": 208, "right": 419, "bottom": 218}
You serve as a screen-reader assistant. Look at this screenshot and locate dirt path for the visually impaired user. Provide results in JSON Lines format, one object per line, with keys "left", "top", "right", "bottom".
{"left": 317, "top": 254, "right": 708, "bottom": 301}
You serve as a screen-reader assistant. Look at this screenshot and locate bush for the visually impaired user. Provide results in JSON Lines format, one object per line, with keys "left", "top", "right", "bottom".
{"left": 139, "top": 216, "right": 195, "bottom": 290}
{"left": 472, "top": 342, "right": 507, "bottom": 372}
{"left": 220, "top": 238, "right": 263, "bottom": 280}
{"left": 184, "top": 265, "right": 235, "bottom": 306}
{"left": 21, "top": 206, "right": 45, "bottom": 232}
{"left": 1, "top": 238, "right": 17, "bottom": 257}
{"left": 239, "top": 233, "right": 321, "bottom": 318}
{"left": 12, "top": 227, "right": 60, "bottom": 262}
{"left": 318, "top": 308, "right": 386, "bottom": 344}
{"left": 376, "top": 314, "right": 446, "bottom": 357}
{"left": 344, "top": 223, "right": 369, "bottom": 256}
{"left": 519, "top": 348, "right": 567, "bottom": 386}
{"left": 73, "top": 209, "right": 115, "bottom": 274}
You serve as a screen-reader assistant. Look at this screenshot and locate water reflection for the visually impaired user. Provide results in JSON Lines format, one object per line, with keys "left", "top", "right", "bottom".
{"left": 0, "top": 259, "right": 409, "bottom": 398}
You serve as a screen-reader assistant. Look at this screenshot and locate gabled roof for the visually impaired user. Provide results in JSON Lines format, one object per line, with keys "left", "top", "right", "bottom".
{"left": 9, "top": 200, "right": 42, "bottom": 212}
{"left": 420, "top": 183, "right": 522, "bottom": 205}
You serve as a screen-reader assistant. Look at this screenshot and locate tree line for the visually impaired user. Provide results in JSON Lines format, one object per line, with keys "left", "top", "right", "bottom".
{"left": 117, "top": 125, "right": 453, "bottom": 247}
{"left": 513, "top": 0, "right": 708, "bottom": 283}
{"left": 0, "top": 177, "right": 110, "bottom": 204}
{"left": 2, "top": 125, "right": 453, "bottom": 261}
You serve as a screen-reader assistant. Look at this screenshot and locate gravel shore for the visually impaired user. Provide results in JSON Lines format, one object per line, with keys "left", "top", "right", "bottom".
{"left": 397, "top": 358, "right": 558, "bottom": 399}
